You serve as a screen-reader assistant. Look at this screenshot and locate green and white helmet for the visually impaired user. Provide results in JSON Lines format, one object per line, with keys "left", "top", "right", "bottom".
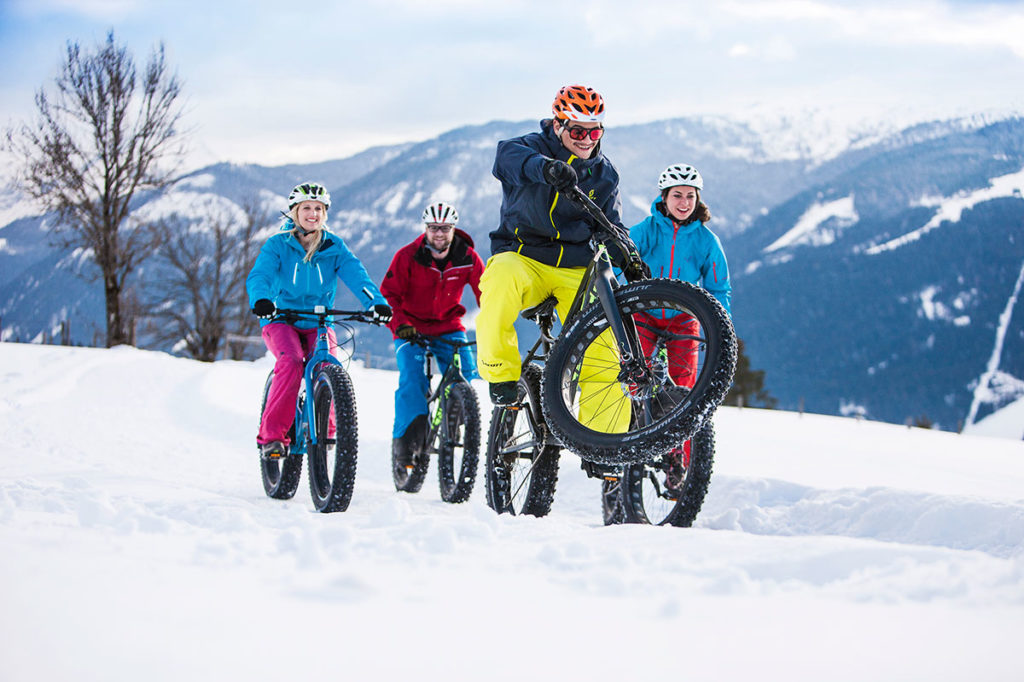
{"left": 288, "top": 182, "right": 331, "bottom": 210}
{"left": 658, "top": 164, "right": 703, "bottom": 191}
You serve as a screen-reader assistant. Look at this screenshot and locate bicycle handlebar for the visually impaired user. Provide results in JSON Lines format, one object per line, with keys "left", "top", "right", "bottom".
{"left": 562, "top": 185, "right": 651, "bottom": 281}
{"left": 408, "top": 334, "right": 477, "bottom": 349}
{"left": 269, "top": 307, "right": 383, "bottom": 325}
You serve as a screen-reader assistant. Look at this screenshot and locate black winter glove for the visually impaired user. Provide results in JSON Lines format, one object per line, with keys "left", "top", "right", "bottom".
{"left": 252, "top": 298, "right": 276, "bottom": 319}
{"left": 542, "top": 159, "right": 578, "bottom": 192}
{"left": 372, "top": 304, "right": 393, "bottom": 324}
{"left": 396, "top": 324, "right": 418, "bottom": 340}
{"left": 624, "top": 259, "right": 652, "bottom": 282}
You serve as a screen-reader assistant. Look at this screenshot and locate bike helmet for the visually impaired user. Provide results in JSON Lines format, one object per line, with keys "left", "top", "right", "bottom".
{"left": 552, "top": 85, "right": 605, "bottom": 122}
{"left": 657, "top": 164, "right": 703, "bottom": 191}
{"left": 421, "top": 201, "right": 459, "bottom": 225}
{"left": 288, "top": 182, "right": 331, "bottom": 210}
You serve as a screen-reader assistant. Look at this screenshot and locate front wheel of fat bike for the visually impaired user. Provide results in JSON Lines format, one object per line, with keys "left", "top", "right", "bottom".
{"left": 307, "top": 364, "right": 359, "bottom": 513}
{"left": 541, "top": 278, "right": 736, "bottom": 466}
{"left": 436, "top": 382, "right": 481, "bottom": 504}
{"left": 485, "top": 364, "right": 560, "bottom": 516}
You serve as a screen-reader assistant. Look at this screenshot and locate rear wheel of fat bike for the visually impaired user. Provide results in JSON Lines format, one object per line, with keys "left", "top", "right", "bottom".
{"left": 307, "top": 364, "right": 359, "bottom": 513}
{"left": 541, "top": 279, "right": 736, "bottom": 466}
{"left": 436, "top": 382, "right": 481, "bottom": 504}
{"left": 485, "top": 364, "right": 560, "bottom": 516}
{"left": 259, "top": 371, "right": 304, "bottom": 499}
{"left": 620, "top": 420, "right": 714, "bottom": 527}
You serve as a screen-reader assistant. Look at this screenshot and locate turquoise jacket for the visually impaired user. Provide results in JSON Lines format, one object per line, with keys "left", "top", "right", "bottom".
{"left": 630, "top": 199, "right": 732, "bottom": 316}
{"left": 246, "top": 221, "right": 387, "bottom": 329}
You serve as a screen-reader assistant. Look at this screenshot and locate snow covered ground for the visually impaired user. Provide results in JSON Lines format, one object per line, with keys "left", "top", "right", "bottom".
{"left": 1, "top": 342, "right": 1022, "bottom": 682}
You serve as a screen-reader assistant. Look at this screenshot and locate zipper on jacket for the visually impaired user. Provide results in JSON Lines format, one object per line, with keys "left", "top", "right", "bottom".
{"left": 670, "top": 221, "right": 680, "bottom": 280}
{"left": 549, "top": 154, "right": 578, "bottom": 268}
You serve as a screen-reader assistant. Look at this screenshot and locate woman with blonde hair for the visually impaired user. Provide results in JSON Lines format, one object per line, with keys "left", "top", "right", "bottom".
{"left": 246, "top": 182, "right": 391, "bottom": 459}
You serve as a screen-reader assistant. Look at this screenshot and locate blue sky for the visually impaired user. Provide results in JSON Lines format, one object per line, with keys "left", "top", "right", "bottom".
{"left": 2, "top": 0, "right": 1023, "bottom": 169}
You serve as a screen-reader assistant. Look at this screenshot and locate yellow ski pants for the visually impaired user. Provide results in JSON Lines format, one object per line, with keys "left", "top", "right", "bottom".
{"left": 476, "top": 251, "right": 631, "bottom": 433}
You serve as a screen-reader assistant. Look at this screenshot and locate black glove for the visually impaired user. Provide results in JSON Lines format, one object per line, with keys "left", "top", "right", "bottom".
{"left": 542, "top": 159, "right": 577, "bottom": 192}
{"left": 252, "top": 298, "right": 276, "bottom": 319}
{"left": 624, "top": 259, "right": 651, "bottom": 282}
{"left": 372, "top": 303, "right": 393, "bottom": 323}
{"left": 396, "top": 324, "right": 418, "bottom": 340}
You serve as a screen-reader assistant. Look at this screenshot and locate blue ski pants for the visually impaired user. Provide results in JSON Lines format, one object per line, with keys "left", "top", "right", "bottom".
{"left": 393, "top": 330, "right": 478, "bottom": 438}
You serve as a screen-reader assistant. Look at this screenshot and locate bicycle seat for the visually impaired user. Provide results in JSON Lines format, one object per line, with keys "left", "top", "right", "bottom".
{"left": 521, "top": 296, "right": 558, "bottom": 323}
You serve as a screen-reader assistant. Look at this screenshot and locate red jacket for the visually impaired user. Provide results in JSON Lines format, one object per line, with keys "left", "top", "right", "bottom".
{"left": 381, "top": 229, "right": 484, "bottom": 338}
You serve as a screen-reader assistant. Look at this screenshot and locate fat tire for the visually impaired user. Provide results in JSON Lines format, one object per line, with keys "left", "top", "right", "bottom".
{"left": 259, "top": 370, "right": 303, "bottom": 499}
{"left": 437, "top": 382, "right": 481, "bottom": 503}
{"left": 621, "top": 420, "right": 715, "bottom": 527}
{"left": 541, "top": 279, "right": 735, "bottom": 465}
{"left": 306, "top": 364, "right": 359, "bottom": 513}
{"left": 484, "top": 364, "right": 560, "bottom": 516}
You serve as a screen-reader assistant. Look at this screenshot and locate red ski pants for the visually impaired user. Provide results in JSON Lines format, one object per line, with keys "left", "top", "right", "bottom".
{"left": 635, "top": 312, "right": 700, "bottom": 463}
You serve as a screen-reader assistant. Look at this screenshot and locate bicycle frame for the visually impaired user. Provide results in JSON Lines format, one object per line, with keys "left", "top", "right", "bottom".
{"left": 518, "top": 224, "right": 648, "bottom": 386}
{"left": 272, "top": 306, "right": 372, "bottom": 456}
{"left": 419, "top": 336, "right": 476, "bottom": 445}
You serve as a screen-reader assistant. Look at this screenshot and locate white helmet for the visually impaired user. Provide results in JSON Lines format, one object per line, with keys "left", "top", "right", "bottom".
{"left": 288, "top": 182, "right": 331, "bottom": 210}
{"left": 658, "top": 164, "right": 703, "bottom": 191}
{"left": 422, "top": 201, "right": 459, "bottom": 225}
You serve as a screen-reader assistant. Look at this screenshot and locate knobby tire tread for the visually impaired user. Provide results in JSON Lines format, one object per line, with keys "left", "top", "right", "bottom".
{"left": 541, "top": 279, "right": 736, "bottom": 465}
{"left": 437, "top": 382, "right": 481, "bottom": 503}
{"left": 307, "top": 364, "right": 359, "bottom": 513}
{"left": 484, "top": 364, "right": 560, "bottom": 516}
{"left": 621, "top": 420, "right": 715, "bottom": 527}
{"left": 259, "top": 370, "right": 303, "bottom": 499}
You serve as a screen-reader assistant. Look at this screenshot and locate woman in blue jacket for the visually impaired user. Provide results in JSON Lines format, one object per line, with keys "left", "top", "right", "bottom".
{"left": 246, "top": 182, "right": 392, "bottom": 460}
{"left": 630, "top": 164, "right": 731, "bottom": 487}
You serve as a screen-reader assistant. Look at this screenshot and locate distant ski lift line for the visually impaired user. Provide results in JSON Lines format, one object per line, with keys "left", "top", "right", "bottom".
{"left": 965, "top": 258, "right": 1024, "bottom": 427}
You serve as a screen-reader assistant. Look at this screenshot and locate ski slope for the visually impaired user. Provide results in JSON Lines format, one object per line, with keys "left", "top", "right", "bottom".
{"left": 1, "top": 342, "right": 1022, "bottom": 682}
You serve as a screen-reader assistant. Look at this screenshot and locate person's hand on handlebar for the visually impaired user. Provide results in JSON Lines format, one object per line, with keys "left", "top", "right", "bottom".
{"left": 371, "top": 304, "right": 393, "bottom": 324}
{"left": 542, "top": 159, "right": 578, "bottom": 192}
{"left": 624, "top": 258, "right": 652, "bottom": 282}
{"left": 252, "top": 298, "right": 276, "bottom": 319}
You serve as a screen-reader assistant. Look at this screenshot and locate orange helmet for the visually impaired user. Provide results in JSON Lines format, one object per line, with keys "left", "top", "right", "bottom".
{"left": 552, "top": 85, "right": 605, "bottom": 122}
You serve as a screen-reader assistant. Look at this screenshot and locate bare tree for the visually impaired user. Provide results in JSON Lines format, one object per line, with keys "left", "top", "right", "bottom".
{"left": 4, "top": 30, "right": 187, "bottom": 347}
{"left": 142, "top": 196, "right": 271, "bottom": 361}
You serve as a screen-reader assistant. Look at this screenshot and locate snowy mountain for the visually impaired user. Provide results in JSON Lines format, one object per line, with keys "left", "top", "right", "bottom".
{"left": 1, "top": 342, "right": 1022, "bottom": 682}
{"left": 728, "top": 116, "right": 1024, "bottom": 430}
{"left": 1, "top": 112, "right": 1022, "bottom": 431}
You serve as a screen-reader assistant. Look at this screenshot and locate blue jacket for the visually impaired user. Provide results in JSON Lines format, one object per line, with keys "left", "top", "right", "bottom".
{"left": 246, "top": 221, "right": 387, "bottom": 329}
{"left": 490, "top": 119, "right": 626, "bottom": 268}
{"left": 630, "top": 199, "right": 732, "bottom": 316}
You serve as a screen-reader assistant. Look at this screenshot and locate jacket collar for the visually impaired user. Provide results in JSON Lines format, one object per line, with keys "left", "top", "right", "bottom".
{"left": 281, "top": 221, "right": 336, "bottom": 256}
{"left": 649, "top": 198, "right": 702, "bottom": 234}
{"left": 413, "top": 228, "right": 475, "bottom": 267}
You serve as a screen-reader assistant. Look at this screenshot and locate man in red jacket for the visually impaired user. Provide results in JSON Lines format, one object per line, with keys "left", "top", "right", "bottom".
{"left": 381, "top": 201, "right": 484, "bottom": 468}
